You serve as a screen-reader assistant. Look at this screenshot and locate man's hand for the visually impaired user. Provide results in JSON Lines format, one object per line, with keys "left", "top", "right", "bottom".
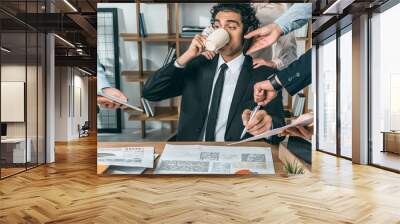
{"left": 282, "top": 113, "right": 314, "bottom": 140}
{"left": 201, "top": 50, "right": 216, "bottom": 60}
{"left": 254, "top": 80, "right": 277, "bottom": 106}
{"left": 244, "top": 23, "right": 283, "bottom": 55}
{"left": 97, "top": 87, "right": 128, "bottom": 109}
{"left": 241, "top": 109, "right": 272, "bottom": 136}
{"left": 176, "top": 34, "right": 207, "bottom": 66}
{"left": 282, "top": 124, "right": 314, "bottom": 140}
{"left": 252, "top": 57, "right": 277, "bottom": 69}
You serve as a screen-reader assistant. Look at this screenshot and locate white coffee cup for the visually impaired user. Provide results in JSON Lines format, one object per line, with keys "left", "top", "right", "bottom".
{"left": 204, "top": 28, "right": 230, "bottom": 52}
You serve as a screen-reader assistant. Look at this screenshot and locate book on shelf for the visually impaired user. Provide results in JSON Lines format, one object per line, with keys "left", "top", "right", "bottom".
{"left": 180, "top": 32, "right": 201, "bottom": 37}
{"left": 141, "top": 98, "right": 150, "bottom": 117}
{"left": 182, "top": 26, "right": 205, "bottom": 32}
{"left": 139, "top": 13, "right": 147, "bottom": 37}
{"left": 181, "top": 25, "right": 205, "bottom": 38}
{"left": 163, "top": 45, "right": 176, "bottom": 66}
{"left": 292, "top": 93, "right": 306, "bottom": 117}
{"left": 141, "top": 97, "right": 155, "bottom": 117}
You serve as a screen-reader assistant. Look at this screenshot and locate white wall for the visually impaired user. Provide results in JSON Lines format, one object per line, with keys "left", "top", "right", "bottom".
{"left": 54, "top": 67, "right": 89, "bottom": 141}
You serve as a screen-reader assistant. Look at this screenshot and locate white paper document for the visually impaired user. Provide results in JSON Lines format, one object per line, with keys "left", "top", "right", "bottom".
{"left": 106, "top": 154, "right": 159, "bottom": 174}
{"left": 229, "top": 113, "right": 314, "bottom": 145}
{"left": 155, "top": 144, "right": 275, "bottom": 174}
{"left": 98, "top": 147, "right": 154, "bottom": 168}
{"left": 98, "top": 92, "right": 144, "bottom": 112}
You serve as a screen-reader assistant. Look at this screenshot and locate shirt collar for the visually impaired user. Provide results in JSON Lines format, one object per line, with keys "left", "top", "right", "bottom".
{"left": 217, "top": 53, "right": 245, "bottom": 74}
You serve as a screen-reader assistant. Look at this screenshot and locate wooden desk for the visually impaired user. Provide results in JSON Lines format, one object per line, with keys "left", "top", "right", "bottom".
{"left": 382, "top": 131, "right": 400, "bottom": 154}
{"left": 1, "top": 138, "right": 32, "bottom": 165}
{"left": 97, "top": 141, "right": 286, "bottom": 176}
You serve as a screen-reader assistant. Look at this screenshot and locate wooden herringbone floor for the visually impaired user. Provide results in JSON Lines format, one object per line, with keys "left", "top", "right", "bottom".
{"left": 1, "top": 135, "right": 400, "bottom": 224}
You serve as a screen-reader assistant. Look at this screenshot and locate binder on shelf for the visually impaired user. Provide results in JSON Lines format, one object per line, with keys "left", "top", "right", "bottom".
{"left": 163, "top": 45, "right": 176, "bottom": 66}
{"left": 141, "top": 97, "right": 155, "bottom": 117}
{"left": 139, "top": 13, "right": 147, "bottom": 37}
{"left": 181, "top": 25, "right": 205, "bottom": 37}
{"left": 141, "top": 98, "right": 150, "bottom": 117}
{"left": 292, "top": 93, "right": 306, "bottom": 117}
{"left": 145, "top": 99, "right": 154, "bottom": 117}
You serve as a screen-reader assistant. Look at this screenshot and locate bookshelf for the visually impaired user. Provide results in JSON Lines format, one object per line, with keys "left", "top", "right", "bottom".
{"left": 120, "top": 2, "right": 187, "bottom": 138}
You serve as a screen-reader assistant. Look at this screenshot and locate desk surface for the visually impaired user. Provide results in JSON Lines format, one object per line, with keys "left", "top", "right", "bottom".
{"left": 1, "top": 138, "right": 27, "bottom": 143}
{"left": 381, "top": 131, "right": 400, "bottom": 134}
{"left": 97, "top": 141, "right": 285, "bottom": 176}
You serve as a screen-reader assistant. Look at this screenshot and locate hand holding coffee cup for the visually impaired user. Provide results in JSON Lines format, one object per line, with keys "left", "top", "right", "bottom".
{"left": 176, "top": 34, "right": 208, "bottom": 66}
{"left": 186, "top": 34, "right": 208, "bottom": 58}
{"left": 176, "top": 28, "right": 230, "bottom": 66}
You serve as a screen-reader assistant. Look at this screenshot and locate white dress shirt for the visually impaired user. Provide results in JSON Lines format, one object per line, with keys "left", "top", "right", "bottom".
{"left": 201, "top": 53, "right": 245, "bottom": 141}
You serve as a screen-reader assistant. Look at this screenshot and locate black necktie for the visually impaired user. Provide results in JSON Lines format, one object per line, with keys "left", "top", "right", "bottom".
{"left": 205, "top": 63, "right": 228, "bottom": 141}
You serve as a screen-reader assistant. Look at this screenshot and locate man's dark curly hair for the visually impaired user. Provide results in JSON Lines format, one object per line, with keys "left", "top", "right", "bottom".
{"left": 210, "top": 3, "right": 260, "bottom": 34}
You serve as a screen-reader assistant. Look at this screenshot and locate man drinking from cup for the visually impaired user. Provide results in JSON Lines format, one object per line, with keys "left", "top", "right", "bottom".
{"left": 143, "top": 3, "right": 285, "bottom": 143}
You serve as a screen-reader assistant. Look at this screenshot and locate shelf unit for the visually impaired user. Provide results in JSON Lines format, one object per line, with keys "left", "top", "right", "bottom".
{"left": 121, "top": 2, "right": 188, "bottom": 138}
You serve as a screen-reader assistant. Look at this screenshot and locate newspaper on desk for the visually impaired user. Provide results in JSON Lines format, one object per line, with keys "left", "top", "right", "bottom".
{"left": 229, "top": 113, "right": 314, "bottom": 145}
{"left": 106, "top": 154, "right": 159, "bottom": 174}
{"left": 97, "top": 147, "right": 154, "bottom": 168}
{"left": 155, "top": 144, "right": 274, "bottom": 174}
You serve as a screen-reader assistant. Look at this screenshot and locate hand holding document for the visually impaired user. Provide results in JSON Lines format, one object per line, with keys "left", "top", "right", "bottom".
{"left": 230, "top": 113, "right": 313, "bottom": 145}
{"left": 98, "top": 92, "right": 143, "bottom": 112}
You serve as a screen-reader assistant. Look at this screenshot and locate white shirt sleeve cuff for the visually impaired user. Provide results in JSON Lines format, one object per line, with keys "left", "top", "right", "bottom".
{"left": 174, "top": 60, "right": 185, "bottom": 68}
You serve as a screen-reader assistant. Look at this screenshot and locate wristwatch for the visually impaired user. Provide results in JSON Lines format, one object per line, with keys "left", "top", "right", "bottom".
{"left": 268, "top": 74, "right": 282, "bottom": 91}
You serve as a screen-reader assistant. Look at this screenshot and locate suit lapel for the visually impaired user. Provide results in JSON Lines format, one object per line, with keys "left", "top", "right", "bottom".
{"left": 225, "top": 56, "right": 253, "bottom": 136}
{"left": 200, "top": 56, "right": 219, "bottom": 118}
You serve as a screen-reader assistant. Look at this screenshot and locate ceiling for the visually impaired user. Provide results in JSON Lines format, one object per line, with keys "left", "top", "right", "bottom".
{"left": 0, "top": 0, "right": 393, "bottom": 74}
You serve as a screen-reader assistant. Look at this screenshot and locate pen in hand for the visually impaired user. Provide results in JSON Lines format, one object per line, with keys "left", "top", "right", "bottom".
{"left": 240, "top": 105, "right": 260, "bottom": 139}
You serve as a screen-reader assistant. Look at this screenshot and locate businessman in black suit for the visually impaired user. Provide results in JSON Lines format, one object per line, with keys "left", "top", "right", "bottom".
{"left": 143, "top": 3, "right": 285, "bottom": 143}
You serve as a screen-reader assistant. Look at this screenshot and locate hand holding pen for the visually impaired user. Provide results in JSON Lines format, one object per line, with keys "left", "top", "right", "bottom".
{"left": 241, "top": 105, "right": 273, "bottom": 139}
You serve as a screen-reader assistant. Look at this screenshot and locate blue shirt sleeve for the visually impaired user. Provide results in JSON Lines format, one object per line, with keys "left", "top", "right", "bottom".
{"left": 97, "top": 58, "right": 111, "bottom": 93}
{"left": 274, "top": 3, "right": 312, "bottom": 35}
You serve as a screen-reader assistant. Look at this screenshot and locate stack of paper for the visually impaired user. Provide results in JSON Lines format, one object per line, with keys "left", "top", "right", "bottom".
{"left": 97, "top": 147, "right": 155, "bottom": 174}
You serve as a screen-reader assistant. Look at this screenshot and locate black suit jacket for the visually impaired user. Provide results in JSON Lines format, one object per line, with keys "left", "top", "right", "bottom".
{"left": 143, "top": 55, "right": 285, "bottom": 144}
{"left": 277, "top": 49, "right": 311, "bottom": 95}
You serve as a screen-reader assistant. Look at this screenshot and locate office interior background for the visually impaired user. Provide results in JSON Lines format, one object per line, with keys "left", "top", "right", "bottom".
{"left": 0, "top": 0, "right": 400, "bottom": 222}
{"left": 0, "top": 0, "right": 97, "bottom": 179}
{"left": 314, "top": 0, "right": 400, "bottom": 172}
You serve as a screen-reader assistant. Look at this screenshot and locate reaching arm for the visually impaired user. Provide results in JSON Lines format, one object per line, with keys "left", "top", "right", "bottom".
{"left": 274, "top": 3, "right": 312, "bottom": 35}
